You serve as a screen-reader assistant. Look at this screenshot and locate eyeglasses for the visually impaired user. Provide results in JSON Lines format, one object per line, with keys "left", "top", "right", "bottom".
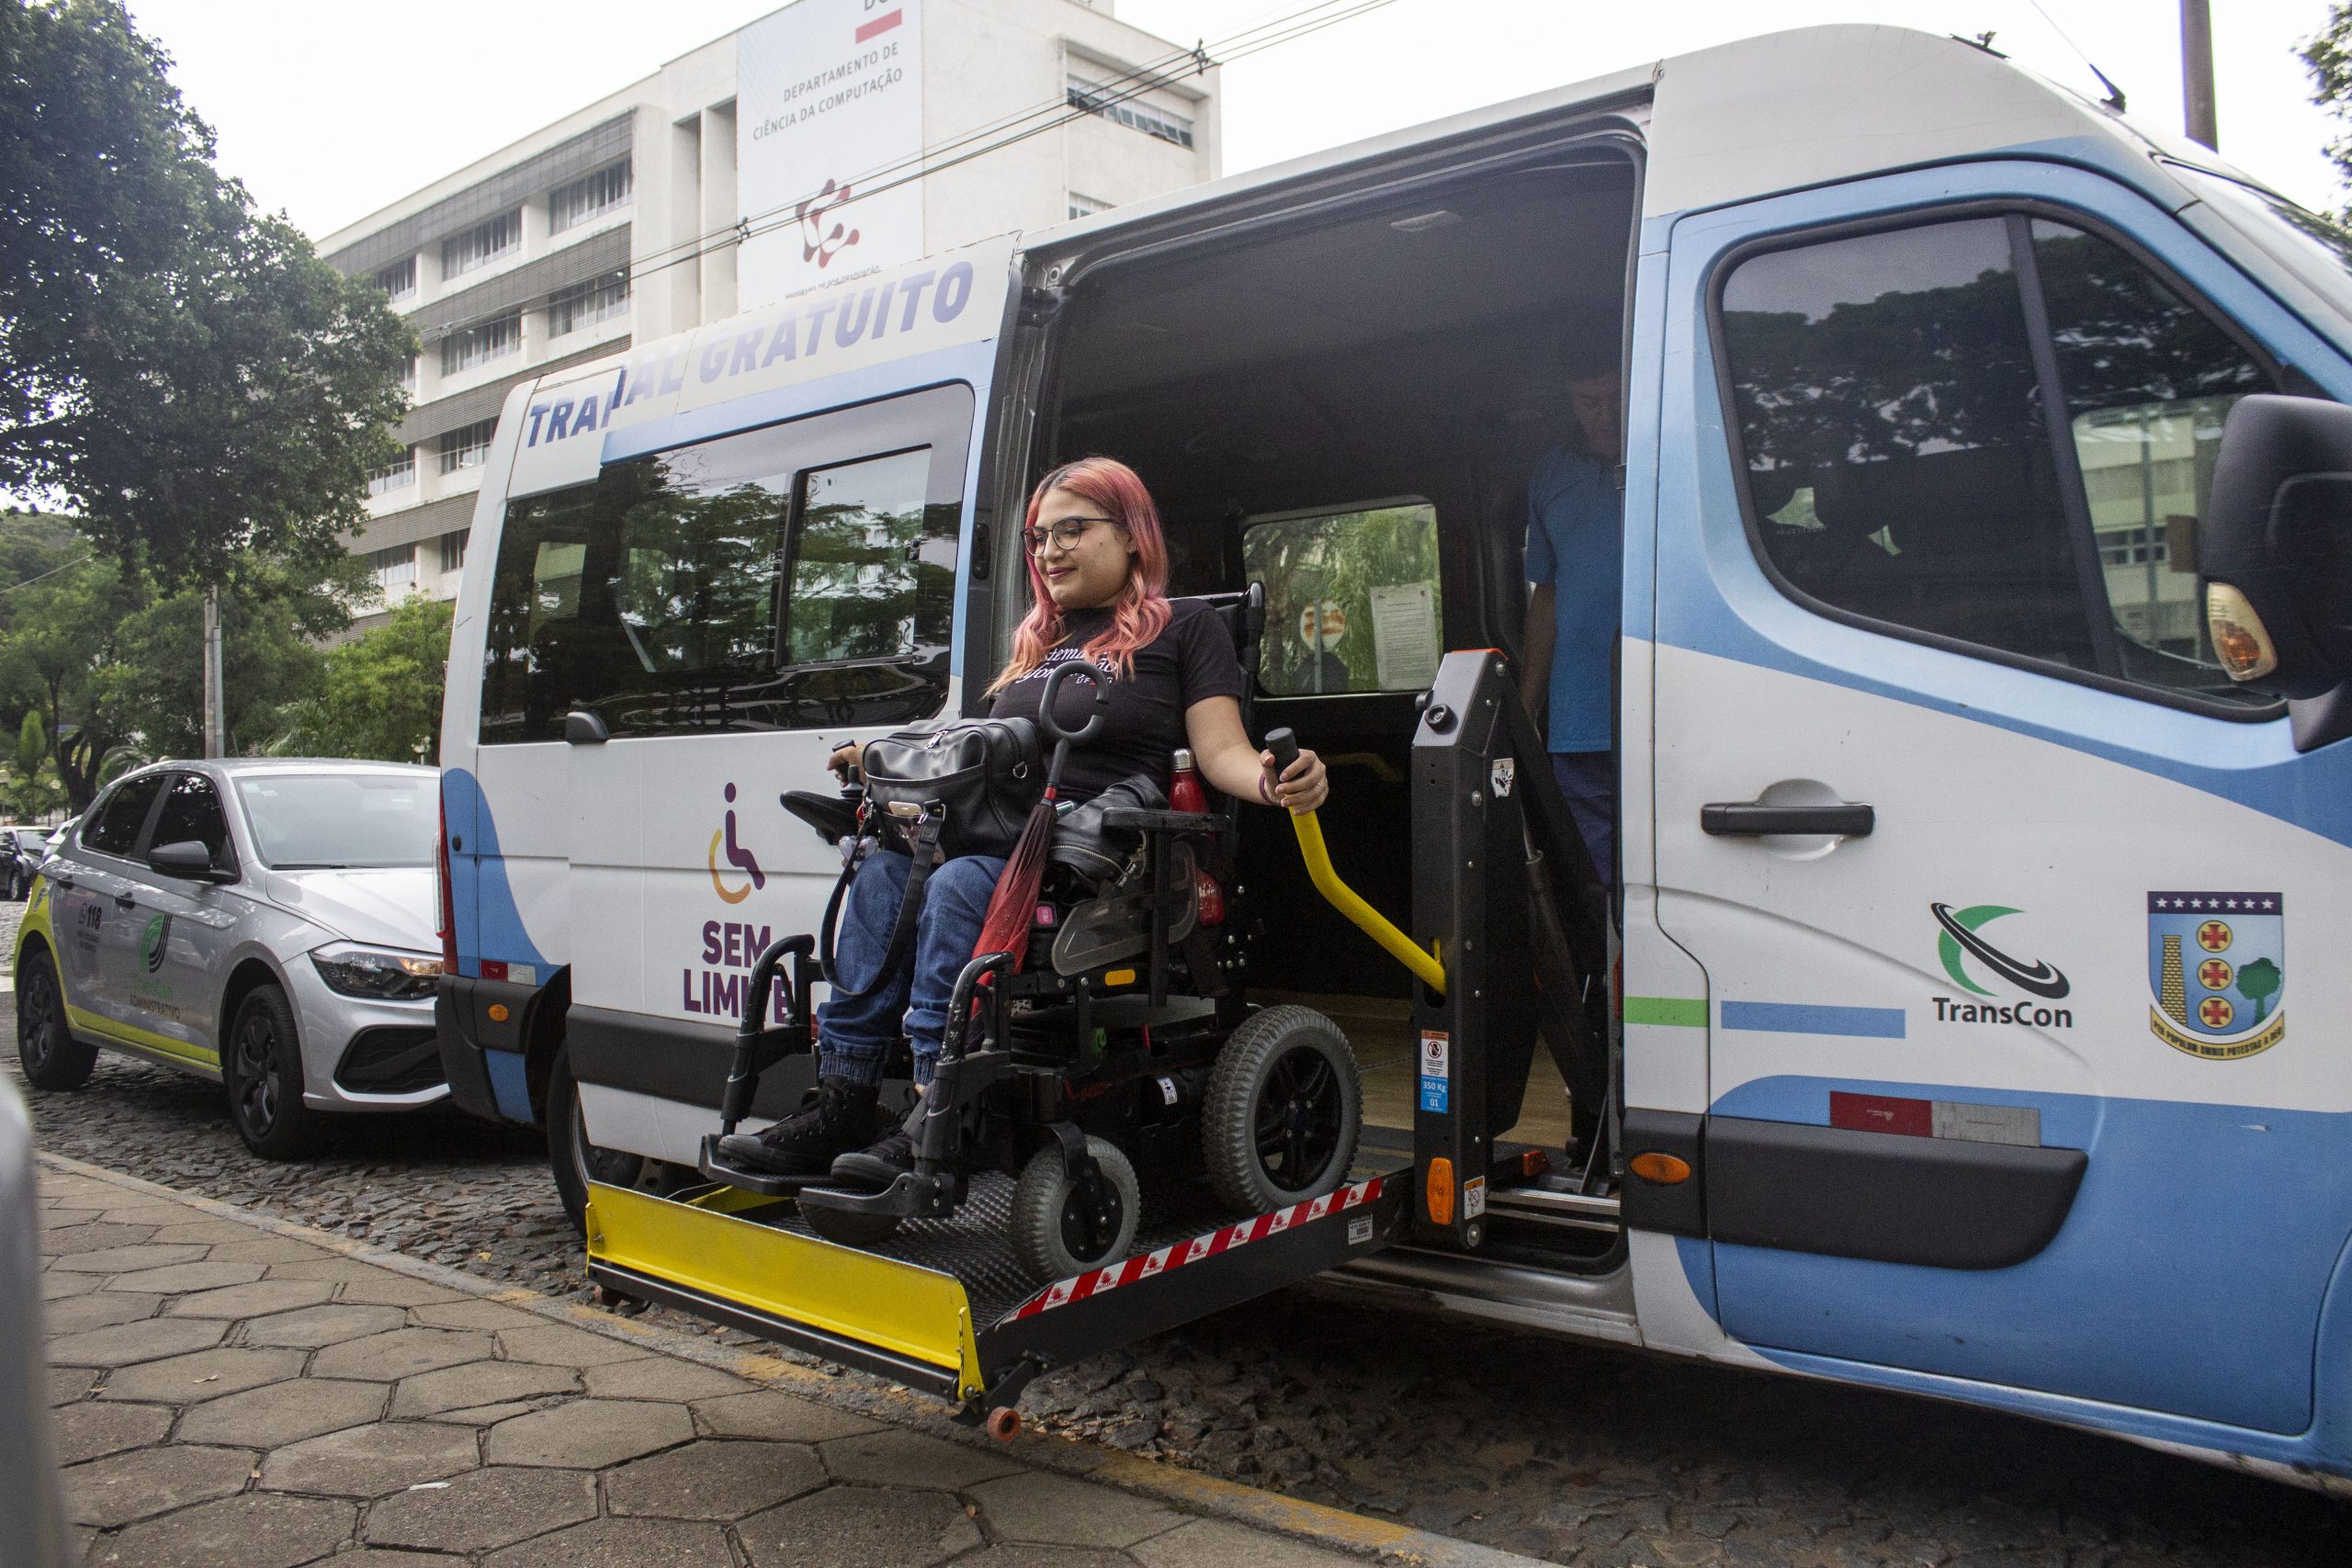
{"left": 1024, "top": 515, "right": 1121, "bottom": 554}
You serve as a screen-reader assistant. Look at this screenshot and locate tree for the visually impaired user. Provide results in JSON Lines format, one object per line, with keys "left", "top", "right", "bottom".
{"left": 2237, "top": 955, "right": 2283, "bottom": 1023}
{"left": 0, "top": 0, "right": 415, "bottom": 586}
{"left": 295, "top": 595, "right": 455, "bottom": 764}
{"left": 2308, "top": 8, "right": 2352, "bottom": 221}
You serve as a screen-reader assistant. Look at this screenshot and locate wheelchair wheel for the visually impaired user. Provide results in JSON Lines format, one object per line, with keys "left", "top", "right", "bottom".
{"left": 1012, "top": 1136, "right": 1140, "bottom": 1280}
{"left": 800, "top": 1201, "right": 901, "bottom": 1248}
{"left": 1204, "top": 1005, "right": 1361, "bottom": 1214}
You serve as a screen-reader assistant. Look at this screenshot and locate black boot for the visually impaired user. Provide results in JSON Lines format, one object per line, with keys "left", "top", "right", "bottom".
{"left": 830, "top": 1094, "right": 924, "bottom": 1189}
{"left": 715, "top": 1077, "right": 878, "bottom": 1177}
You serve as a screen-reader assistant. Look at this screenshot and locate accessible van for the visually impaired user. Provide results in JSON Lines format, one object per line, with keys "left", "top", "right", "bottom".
{"left": 438, "top": 26, "right": 2352, "bottom": 1486}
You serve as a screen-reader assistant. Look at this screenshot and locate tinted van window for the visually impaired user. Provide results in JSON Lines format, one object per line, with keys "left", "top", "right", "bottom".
{"left": 480, "top": 383, "right": 970, "bottom": 743}
{"left": 1718, "top": 213, "right": 2278, "bottom": 711}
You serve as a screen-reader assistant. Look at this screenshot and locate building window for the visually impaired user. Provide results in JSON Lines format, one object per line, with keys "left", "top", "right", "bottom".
{"left": 1067, "top": 192, "right": 1112, "bottom": 220}
{"left": 438, "top": 419, "right": 498, "bottom": 474}
{"left": 367, "top": 447, "right": 416, "bottom": 497}
{"left": 368, "top": 546, "right": 417, "bottom": 595}
{"left": 550, "top": 161, "right": 632, "bottom": 233}
{"left": 441, "top": 210, "right": 521, "bottom": 279}
{"left": 395, "top": 355, "right": 416, "bottom": 395}
{"left": 1066, "top": 73, "right": 1193, "bottom": 148}
{"left": 548, "top": 270, "right": 629, "bottom": 338}
{"left": 438, "top": 529, "right": 469, "bottom": 575}
{"left": 440, "top": 312, "right": 522, "bottom": 377}
{"left": 374, "top": 256, "right": 417, "bottom": 303}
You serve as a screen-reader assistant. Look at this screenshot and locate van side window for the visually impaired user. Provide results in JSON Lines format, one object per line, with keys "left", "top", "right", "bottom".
{"left": 479, "top": 384, "right": 970, "bottom": 743}
{"left": 1717, "top": 213, "right": 2279, "bottom": 712}
{"left": 783, "top": 447, "right": 941, "bottom": 665}
{"left": 1242, "top": 502, "right": 1444, "bottom": 696}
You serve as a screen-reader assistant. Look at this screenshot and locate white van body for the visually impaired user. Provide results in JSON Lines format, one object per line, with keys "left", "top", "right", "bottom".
{"left": 439, "top": 26, "right": 2352, "bottom": 1487}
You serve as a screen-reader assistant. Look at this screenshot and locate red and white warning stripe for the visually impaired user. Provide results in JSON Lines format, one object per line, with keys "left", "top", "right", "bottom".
{"left": 1003, "top": 1177, "right": 1385, "bottom": 1323}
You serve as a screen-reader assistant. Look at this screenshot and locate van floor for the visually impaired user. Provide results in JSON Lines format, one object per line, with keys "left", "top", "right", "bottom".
{"left": 1255, "top": 989, "right": 1574, "bottom": 1152}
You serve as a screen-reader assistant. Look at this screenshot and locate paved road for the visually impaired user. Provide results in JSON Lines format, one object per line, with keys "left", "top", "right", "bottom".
{"left": 12, "top": 1026, "right": 2350, "bottom": 1566}
{"left": 40, "top": 1156, "right": 1378, "bottom": 1568}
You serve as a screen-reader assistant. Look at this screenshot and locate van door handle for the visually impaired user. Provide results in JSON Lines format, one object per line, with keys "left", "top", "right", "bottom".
{"left": 564, "top": 709, "right": 610, "bottom": 745}
{"left": 1702, "top": 803, "right": 1875, "bottom": 837}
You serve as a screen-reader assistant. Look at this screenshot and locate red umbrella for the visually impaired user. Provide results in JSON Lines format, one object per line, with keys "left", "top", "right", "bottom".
{"left": 971, "top": 662, "right": 1108, "bottom": 983}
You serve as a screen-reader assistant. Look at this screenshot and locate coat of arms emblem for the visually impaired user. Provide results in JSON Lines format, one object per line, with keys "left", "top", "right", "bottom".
{"left": 2146, "top": 892, "right": 2284, "bottom": 1059}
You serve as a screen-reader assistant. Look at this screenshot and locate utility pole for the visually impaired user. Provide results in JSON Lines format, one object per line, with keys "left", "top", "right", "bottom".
{"left": 2182, "top": 0, "right": 2219, "bottom": 151}
{"left": 201, "top": 587, "right": 225, "bottom": 758}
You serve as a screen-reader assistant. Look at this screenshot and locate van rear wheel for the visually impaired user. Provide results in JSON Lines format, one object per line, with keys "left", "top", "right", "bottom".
{"left": 548, "top": 1043, "right": 644, "bottom": 1234}
{"left": 1204, "top": 1005, "right": 1361, "bottom": 1214}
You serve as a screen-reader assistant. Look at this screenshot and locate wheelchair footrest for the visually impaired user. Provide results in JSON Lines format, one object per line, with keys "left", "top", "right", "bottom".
{"left": 796, "top": 1170, "right": 956, "bottom": 1221}
{"left": 696, "top": 1134, "right": 842, "bottom": 1198}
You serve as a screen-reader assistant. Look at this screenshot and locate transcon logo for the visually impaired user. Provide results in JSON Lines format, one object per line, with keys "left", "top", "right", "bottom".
{"left": 1931, "top": 903, "right": 2070, "bottom": 999}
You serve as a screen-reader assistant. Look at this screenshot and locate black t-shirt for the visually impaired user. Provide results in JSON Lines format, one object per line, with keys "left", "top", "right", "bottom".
{"left": 988, "top": 600, "right": 1247, "bottom": 801}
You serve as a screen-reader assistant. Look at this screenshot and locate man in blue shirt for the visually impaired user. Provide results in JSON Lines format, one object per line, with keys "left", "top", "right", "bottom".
{"left": 1521, "top": 338, "right": 1622, "bottom": 890}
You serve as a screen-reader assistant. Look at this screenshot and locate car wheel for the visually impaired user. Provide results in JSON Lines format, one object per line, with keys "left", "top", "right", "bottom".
{"left": 224, "top": 984, "right": 322, "bottom": 1159}
{"left": 548, "top": 1043, "right": 644, "bottom": 1235}
{"left": 17, "top": 947, "right": 96, "bottom": 1090}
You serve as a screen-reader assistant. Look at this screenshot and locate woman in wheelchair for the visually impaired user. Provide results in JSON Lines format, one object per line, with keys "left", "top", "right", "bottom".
{"left": 715, "top": 457, "right": 1328, "bottom": 1188}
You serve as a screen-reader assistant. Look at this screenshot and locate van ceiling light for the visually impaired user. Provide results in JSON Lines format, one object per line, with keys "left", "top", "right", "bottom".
{"left": 1389, "top": 209, "right": 1463, "bottom": 233}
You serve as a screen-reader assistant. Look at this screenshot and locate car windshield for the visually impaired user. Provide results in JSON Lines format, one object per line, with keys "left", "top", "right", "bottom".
{"left": 233, "top": 773, "right": 435, "bottom": 870}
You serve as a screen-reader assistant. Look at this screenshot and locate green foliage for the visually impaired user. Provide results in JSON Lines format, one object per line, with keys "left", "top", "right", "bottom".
{"left": 0, "top": 518, "right": 355, "bottom": 808}
{"left": 2237, "top": 955, "right": 2283, "bottom": 1021}
{"left": 0, "top": 0, "right": 416, "bottom": 587}
{"left": 2307, "top": 6, "right": 2352, "bottom": 223}
{"left": 1243, "top": 505, "right": 1443, "bottom": 695}
{"left": 290, "top": 595, "right": 454, "bottom": 764}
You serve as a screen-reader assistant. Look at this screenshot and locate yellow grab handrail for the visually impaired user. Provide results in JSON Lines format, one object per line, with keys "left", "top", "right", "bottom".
{"left": 1285, "top": 807, "right": 1447, "bottom": 997}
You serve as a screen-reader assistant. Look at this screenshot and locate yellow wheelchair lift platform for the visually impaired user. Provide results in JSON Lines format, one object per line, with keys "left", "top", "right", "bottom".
{"left": 585, "top": 1165, "right": 1408, "bottom": 1412}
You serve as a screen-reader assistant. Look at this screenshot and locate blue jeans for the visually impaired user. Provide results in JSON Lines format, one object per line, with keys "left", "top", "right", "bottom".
{"left": 817, "top": 850, "right": 1008, "bottom": 1088}
{"left": 1551, "top": 751, "right": 1616, "bottom": 891}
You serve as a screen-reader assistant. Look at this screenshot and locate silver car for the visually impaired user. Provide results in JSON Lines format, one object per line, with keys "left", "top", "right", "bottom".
{"left": 13, "top": 761, "right": 446, "bottom": 1157}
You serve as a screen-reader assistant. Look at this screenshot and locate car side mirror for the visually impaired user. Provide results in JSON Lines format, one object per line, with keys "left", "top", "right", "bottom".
{"left": 149, "top": 840, "right": 232, "bottom": 883}
{"left": 2201, "top": 393, "right": 2352, "bottom": 749}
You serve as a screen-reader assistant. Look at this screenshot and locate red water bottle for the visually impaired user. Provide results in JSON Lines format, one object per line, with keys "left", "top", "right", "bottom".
{"left": 1168, "top": 750, "right": 1225, "bottom": 925}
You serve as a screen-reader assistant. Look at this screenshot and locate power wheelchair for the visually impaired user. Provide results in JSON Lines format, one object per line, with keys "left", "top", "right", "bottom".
{"left": 696, "top": 585, "right": 1368, "bottom": 1284}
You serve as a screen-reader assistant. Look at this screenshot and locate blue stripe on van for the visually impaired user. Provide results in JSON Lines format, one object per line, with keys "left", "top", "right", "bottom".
{"left": 1719, "top": 1000, "right": 1905, "bottom": 1038}
{"left": 1644, "top": 160, "right": 2352, "bottom": 849}
{"left": 441, "top": 768, "right": 550, "bottom": 978}
{"left": 1677, "top": 1075, "right": 2352, "bottom": 1459}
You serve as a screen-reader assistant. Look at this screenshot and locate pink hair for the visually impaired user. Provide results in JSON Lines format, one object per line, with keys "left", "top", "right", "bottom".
{"left": 986, "top": 457, "right": 1171, "bottom": 695}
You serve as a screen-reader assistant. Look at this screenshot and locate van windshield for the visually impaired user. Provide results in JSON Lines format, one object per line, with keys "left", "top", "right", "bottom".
{"left": 233, "top": 773, "right": 436, "bottom": 870}
{"left": 2180, "top": 168, "right": 2352, "bottom": 332}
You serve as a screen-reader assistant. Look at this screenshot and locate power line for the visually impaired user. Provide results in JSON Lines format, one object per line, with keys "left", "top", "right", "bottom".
{"left": 413, "top": 0, "right": 1403, "bottom": 345}
{"left": 0, "top": 553, "right": 93, "bottom": 597}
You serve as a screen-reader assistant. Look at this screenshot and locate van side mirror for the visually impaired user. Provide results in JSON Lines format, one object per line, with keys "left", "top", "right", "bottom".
{"left": 149, "top": 840, "right": 232, "bottom": 883}
{"left": 2201, "top": 394, "right": 2352, "bottom": 747}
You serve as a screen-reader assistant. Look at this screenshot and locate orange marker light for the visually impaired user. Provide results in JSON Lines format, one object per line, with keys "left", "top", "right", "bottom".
{"left": 487, "top": 1003, "right": 510, "bottom": 1023}
{"left": 1520, "top": 1149, "right": 1551, "bottom": 1178}
{"left": 1426, "top": 1157, "right": 1456, "bottom": 1225}
{"left": 1630, "top": 1151, "right": 1691, "bottom": 1185}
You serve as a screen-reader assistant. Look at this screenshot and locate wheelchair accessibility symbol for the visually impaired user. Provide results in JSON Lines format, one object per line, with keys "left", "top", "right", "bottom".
{"left": 708, "top": 783, "right": 767, "bottom": 906}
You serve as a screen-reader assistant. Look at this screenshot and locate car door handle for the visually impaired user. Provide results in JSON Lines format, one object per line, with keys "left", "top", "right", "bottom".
{"left": 49, "top": 874, "right": 74, "bottom": 891}
{"left": 1702, "top": 802, "right": 1875, "bottom": 837}
{"left": 113, "top": 892, "right": 138, "bottom": 909}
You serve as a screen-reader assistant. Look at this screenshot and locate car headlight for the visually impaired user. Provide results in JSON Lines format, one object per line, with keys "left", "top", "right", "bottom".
{"left": 311, "top": 943, "right": 443, "bottom": 1000}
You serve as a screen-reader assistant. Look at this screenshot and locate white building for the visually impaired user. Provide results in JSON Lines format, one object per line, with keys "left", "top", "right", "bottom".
{"left": 320, "top": 0, "right": 1219, "bottom": 624}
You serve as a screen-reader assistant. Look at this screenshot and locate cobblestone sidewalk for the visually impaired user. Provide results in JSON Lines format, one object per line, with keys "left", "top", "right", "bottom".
{"left": 40, "top": 1156, "right": 1503, "bottom": 1568}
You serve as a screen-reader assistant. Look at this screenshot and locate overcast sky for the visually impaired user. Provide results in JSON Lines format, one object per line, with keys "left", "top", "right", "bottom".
{"left": 123, "top": 0, "right": 2351, "bottom": 239}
